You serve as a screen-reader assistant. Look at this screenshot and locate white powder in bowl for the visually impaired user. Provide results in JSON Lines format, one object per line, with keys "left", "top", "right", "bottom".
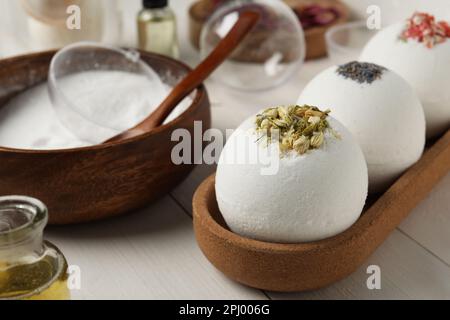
{"left": 0, "top": 70, "right": 192, "bottom": 150}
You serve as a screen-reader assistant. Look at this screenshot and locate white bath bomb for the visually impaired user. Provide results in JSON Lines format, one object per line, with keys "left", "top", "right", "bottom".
{"left": 215, "top": 114, "right": 368, "bottom": 243}
{"left": 360, "top": 22, "right": 450, "bottom": 138}
{"left": 298, "top": 62, "right": 426, "bottom": 193}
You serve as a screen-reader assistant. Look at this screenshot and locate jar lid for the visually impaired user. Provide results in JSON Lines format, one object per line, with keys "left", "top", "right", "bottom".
{"left": 143, "top": 0, "right": 168, "bottom": 9}
{"left": 0, "top": 196, "right": 48, "bottom": 244}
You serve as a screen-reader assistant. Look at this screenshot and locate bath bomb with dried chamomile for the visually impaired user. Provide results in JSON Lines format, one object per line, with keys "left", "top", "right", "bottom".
{"left": 298, "top": 61, "right": 426, "bottom": 193}
{"left": 215, "top": 105, "right": 368, "bottom": 243}
{"left": 360, "top": 12, "right": 450, "bottom": 138}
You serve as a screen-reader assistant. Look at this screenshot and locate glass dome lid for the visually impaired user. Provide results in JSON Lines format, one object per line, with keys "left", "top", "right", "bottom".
{"left": 200, "top": 0, "right": 306, "bottom": 91}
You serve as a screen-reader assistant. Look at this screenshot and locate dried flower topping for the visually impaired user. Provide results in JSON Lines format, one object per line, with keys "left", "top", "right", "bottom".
{"left": 336, "top": 61, "right": 387, "bottom": 84}
{"left": 400, "top": 12, "right": 450, "bottom": 48}
{"left": 255, "top": 105, "right": 339, "bottom": 155}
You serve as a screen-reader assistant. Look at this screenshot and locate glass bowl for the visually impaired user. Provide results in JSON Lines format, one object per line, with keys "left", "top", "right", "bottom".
{"left": 325, "top": 20, "right": 379, "bottom": 65}
{"left": 48, "top": 42, "right": 165, "bottom": 144}
{"left": 200, "top": 0, "right": 306, "bottom": 91}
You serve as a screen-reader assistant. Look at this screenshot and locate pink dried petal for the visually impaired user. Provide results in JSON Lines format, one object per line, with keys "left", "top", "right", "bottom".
{"left": 314, "top": 12, "right": 337, "bottom": 25}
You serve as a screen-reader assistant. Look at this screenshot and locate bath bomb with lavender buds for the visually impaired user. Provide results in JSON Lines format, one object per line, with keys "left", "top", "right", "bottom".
{"left": 360, "top": 12, "right": 450, "bottom": 138}
{"left": 215, "top": 105, "right": 368, "bottom": 243}
{"left": 298, "top": 61, "right": 426, "bottom": 193}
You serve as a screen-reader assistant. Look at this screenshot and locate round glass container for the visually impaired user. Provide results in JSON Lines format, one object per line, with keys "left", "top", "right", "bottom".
{"left": 48, "top": 41, "right": 165, "bottom": 143}
{"left": 0, "top": 196, "right": 70, "bottom": 300}
{"left": 200, "top": 0, "right": 306, "bottom": 91}
{"left": 325, "top": 21, "right": 378, "bottom": 65}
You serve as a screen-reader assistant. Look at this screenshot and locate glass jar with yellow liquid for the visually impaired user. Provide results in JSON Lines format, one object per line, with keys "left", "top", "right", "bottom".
{"left": 137, "top": 0, "right": 179, "bottom": 59}
{"left": 0, "top": 196, "right": 70, "bottom": 300}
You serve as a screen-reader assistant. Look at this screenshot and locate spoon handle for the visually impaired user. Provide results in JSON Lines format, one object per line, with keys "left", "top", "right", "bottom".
{"left": 146, "top": 11, "right": 259, "bottom": 129}
{"left": 105, "top": 11, "right": 259, "bottom": 143}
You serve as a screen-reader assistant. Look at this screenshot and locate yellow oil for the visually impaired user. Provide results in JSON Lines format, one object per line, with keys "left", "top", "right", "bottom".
{"left": 137, "top": 8, "right": 179, "bottom": 58}
{"left": 0, "top": 257, "right": 70, "bottom": 300}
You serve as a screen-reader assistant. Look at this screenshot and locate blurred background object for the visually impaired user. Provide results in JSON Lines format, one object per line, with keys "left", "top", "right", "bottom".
{"left": 325, "top": 20, "right": 378, "bottom": 64}
{"left": 0, "top": 0, "right": 124, "bottom": 57}
{"left": 0, "top": 0, "right": 449, "bottom": 60}
{"left": 0, "top": 0, "right": 30, "bottom": 56}
{"left": 137, "top": 0, "right": 179, "bottom": 58}
{"left": 21, "top": 0, "right": 104, "bottom": 50}
{"left": 199, "top": 0, "right": 305, "bottom": 90}
{"left": 190, "top": 0, "right": 349, "bottom": 60}
{"left": 286, "top": 0, "right": 349, "bottom": 59}
{"left": 341, "top": 0, "right": 450, "bottom": 24}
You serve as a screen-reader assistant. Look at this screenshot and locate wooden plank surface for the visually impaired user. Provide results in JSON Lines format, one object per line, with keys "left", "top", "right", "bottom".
{"left": 269, "top": 230, "right": 450, "bottom": 300}
{"left": 46, "top": 196, "right": 266, "bottom": 300}
{"left": 399, "top": 173, "right": 450, "bottom": 265}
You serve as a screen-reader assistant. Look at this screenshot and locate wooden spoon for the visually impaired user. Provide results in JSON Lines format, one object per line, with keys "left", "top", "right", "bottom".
{"left": 104, "top": 11, "right": 260, "bottom": 143}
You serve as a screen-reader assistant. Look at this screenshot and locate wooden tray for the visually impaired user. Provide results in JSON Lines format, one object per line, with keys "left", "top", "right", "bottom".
{"left": 193, "top": 129, "right": 450, "bottom": 292}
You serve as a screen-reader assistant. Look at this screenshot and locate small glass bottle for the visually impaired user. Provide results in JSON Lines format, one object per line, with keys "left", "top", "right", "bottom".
{"left": 137, "top": 0, "right": 179, "bottom": 59}
{"left": 0, "top": 196, "right": 70, "bottom": 300}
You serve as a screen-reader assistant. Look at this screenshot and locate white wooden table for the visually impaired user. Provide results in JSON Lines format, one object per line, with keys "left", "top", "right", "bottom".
{"left": 2, "top": 0, "right": 450, "bottom": 300}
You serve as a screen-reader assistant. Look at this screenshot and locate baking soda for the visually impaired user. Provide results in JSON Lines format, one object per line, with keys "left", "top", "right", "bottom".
{"left": 0, "top": 70, "right": 191, "bottom": 150}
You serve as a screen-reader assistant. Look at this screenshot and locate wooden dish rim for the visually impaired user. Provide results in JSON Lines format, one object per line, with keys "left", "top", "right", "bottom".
{"left": 194, "top": 174, "right": 359, "bottom": 253}
{"left": 0, "top": 50, "right": 208, "bottom": 155}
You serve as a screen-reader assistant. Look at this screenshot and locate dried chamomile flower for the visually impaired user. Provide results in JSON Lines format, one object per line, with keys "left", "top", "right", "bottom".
{"left": 310, "top": 132, "right": 325, "bottom": 149}
{"left": 280, "top": 136, "right": 293, "bottom": 152}
{"left": 308, "top": 116, "right": 321, "bottom": 125}
{"left": 255, "top": 105, "right": 338, "bottom": 155}
{"left": 293, "top": 136, "right": 310, "bottom": 155}
{"left": 260, "top": 119, "right": 271, "bottom": 130}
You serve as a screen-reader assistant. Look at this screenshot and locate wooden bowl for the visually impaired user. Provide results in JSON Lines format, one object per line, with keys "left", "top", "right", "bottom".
{"left": 188, "top": 0, "right": 349, "bottom": 60}
{"left": 193, "top": 130, "right": 450, "bottom": 292}
{"left": 286, "top": 0, "right": 350, "bottom": 60}
{"left": 0, "top": 51, "right": 211, "bottom": 225}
